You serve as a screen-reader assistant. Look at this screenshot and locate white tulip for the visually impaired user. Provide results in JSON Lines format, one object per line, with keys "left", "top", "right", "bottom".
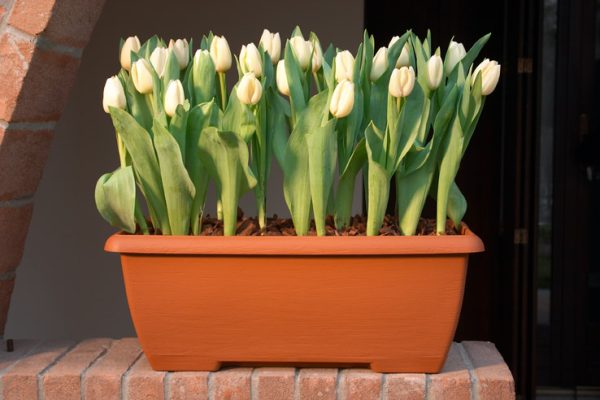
{"left": 330, "top": 80, "right": 355, "bottom": 118}
{"left": 131, "top": 59, "right": 154, "bottom": 94}
{"left": 472, "top": 59, "right": 501, "bottom": 95}
{"left": 388, "top": 66, "right": 415, "bottom": 98}
{"left": 210, "top": 36, "right": 232, "bottom": 73}
{"left": 289, "top": 36, "right": 312, "bottom": 70}
{"left": 164, "top": 80, "right": 185, "bottom": 117}
{"left": 120, "top": 36, "right": 141, "bottom": 71}
{"left": 102, "top": 76, "right": 126, "bottom": 113}
{"left": 445, "top": 40, "right": 466, "bottom": 74}
{"left": 150, "top": 47, "right": 168, "bottom": 77}
{"left": 237, "top": 73, "right": 263, "bottom": 105}
{"left": 335, "top": 50, "right": 354, "bottom": 82}
{"left": 370, "top": 47, "right": 388, "bottom": 81}
{"left": 310, "top": 40, "right": 323, "bottom": 72}
{"left": 389, "top": 37, "right": 410, "bottom": 67}
{"left": 168, "top": 39, "right": 189, "bottom": 70}
{"left": 276, "top": 60, "right": 290, "bottom": 96}
{"left": 240, "top": 43, "right": 263, "bottom": 77}
{"left": 259, "top": 29, "right": 281, "bottom": 64}
{"left": 426, "top": 55, "right": 443, "bottom": 90}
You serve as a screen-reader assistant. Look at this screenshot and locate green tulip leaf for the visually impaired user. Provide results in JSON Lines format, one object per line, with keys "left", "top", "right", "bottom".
{"left": 222, "top": 84, "right": 256, "bottom": 142}
{"left": 192, "top": 51, "right": 216, "bottom": 105}
{"left": 199, "top": 127, "right": 257, "bottom": 236}
{"left": 94, "top": 166, "right": 136, "bottom": 233}
{"left": 334, "top": 138, "right": 366, "bottom": 229}
{"left": 152, "top": 119, "right": 196, "bottom": 235}
{"left": 109, "top": 107, "right": 169, "bottom": 233}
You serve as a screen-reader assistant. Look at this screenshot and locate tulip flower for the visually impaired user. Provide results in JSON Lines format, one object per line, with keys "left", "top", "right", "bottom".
{"left": 472, "top": 58, "right": 501, "bottom": 95}
{"left": 237, "top": 73, "right": 263, "bottom": 105}
{"left": 169, "top": 39, "right": 190, "bottom": 69}
{"left": 370, "top": 47, "right": 388, "bottom": 81}
{"left": 335, "top": 50, "right": 354, "bottom": 82}
{"left": 445, "top": 40, "right": 466, "bottom": 74}
{"left": 131, "top": 59, "right": 154, "bottom": 94}
{"left": 388, "top": 66, "right": 415, "bottom": 98}
{"left": 259, "top": 29, "right": 281, "bottom": 63}
{"left": 240, "top": 43, "right": 263, "bottom": 77}
{"left": 289, "top": 36, "right": 312, "bottom": 70}
{"left": 330, "top": 79, "right": 354, "bottom": 118}
{"left": 426, "top": 55, "right": 443, "bottom": 90}
{"left": 102, "top": 76, "right": 126, "bottom": 113}
{"left": 310, "top": 40, "right": 323, "bottom": 72}
{"left": 150, "top": 46, "right": 168, "bottom": 78}
{"left": 120, "top": 36, "right": 141, "bottom": 71}
{"left": 164, "top": 80, "right": 185, "bottom": 117}
{"left": 276, "top": 60, "right": 290, "bottom": 96}
{"left": 389, "top": 37, "right": 410, "bottom": 67}
{"left": 210, "top": 35, "right": 232, "bottom": 73}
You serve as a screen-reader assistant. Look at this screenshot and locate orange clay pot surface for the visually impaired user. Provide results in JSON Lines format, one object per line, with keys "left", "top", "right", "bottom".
{"left": 105, "top": 227, "right": 484, "bottom": 373}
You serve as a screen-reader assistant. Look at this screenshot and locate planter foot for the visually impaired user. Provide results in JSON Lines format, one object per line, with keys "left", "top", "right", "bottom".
{"left": 194, "top": 360, "right": 222, "bottom": 371}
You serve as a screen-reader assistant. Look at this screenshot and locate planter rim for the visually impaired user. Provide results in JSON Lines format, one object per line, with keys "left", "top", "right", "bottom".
{"left": 105, "top": 225, "right": 484, "bottom": 256}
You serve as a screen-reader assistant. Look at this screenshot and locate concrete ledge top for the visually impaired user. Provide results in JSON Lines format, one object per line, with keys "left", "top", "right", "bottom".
{"left": 0, "top": 338, "right": 514, "bottom": 400}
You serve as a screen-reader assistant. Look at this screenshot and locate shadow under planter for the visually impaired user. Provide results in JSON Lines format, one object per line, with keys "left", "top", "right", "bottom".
{"left": 104, "top": 228, "right": 484, "bottom": 373}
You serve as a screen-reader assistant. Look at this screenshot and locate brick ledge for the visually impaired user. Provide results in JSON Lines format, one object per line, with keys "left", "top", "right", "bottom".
{"left": 0, "top": 338, "right": 514, "bottom": 399}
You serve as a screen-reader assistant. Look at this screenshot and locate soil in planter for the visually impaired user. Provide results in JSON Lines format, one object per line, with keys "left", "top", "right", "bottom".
{"left": 196, "top": 210, "right": 459, "bottom": 236}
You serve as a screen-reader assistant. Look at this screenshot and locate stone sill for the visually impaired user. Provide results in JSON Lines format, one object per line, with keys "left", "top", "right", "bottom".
{"left": 0, "top": 338, "right": 514, "bottom": 399}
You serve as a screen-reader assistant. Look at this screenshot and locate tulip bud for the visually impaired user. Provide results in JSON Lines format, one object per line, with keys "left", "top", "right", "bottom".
{"left": 164, "top": 80, "right": 185, "bottom": 117}
{"left": 445, "top": 40, "right": 466, "bottom": 74}
{"left": 240, "top": 43, "right": 263, "bottom": 78}
{"left": 370, "top": 47, "right": 388, "bottom": 81}
{"left": 289, "top": 36, "right": 312, "bottom": 70}
{"left": 335, "top": 50, "right": 355, "bottom": 82}
{"left": 330, "top": 80, "right": 355, "bottom": 118}
{"left": 389, "top": 37, "right": 410, "bottom": 67}
{"left": 259, "top": 29, "right": 281, "bottom": 64}
{"left": 168, "top": 39, "right": 190, "bottom": 70}
{"left": 150, "top": 46, "right": 168, "bottom": 77}
{"left": 194, "top": 49, "right": 210, "bottom": 65}
{"left": 426, "top": 55, "right": 443, "bottom": 90}
{"left": 131, "top": 59, "right": 154, "bottom": 94}
{"left": 310, "top": 40, "right": 323, "bottom": 72}
{"left": 388, "top": 66, "right": 415, "bottom": 98}
{"left": 102, "top": 76, "right": 126, "bottom": 113}
{"left": 276, "top": 60, "right": 290, "bottom": 96}
{"left": 120, "top": 36, "right": 141, "bottom": 71}
{"left": 210, "top": 35, "right": 232, "bottom": 73}
{"left": 237, "top": 73, "right": 263, "bottom": 105}
{"left": 472, "top": 58, "right": 501, "bottom": 96}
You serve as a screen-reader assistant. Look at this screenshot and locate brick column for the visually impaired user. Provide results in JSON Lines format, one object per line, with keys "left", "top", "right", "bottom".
{"left": 0, "top": 0, "right": 106, "bottom": 337}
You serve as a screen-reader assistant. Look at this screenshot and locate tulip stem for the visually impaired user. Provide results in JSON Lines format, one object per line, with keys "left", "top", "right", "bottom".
{"left": 218, "top": 72, "right": 228, "bottom": 110}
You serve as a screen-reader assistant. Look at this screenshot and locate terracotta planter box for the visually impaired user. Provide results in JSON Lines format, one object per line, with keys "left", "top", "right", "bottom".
{"left": 105, "top": 227, "right": 484, "bottom": 373}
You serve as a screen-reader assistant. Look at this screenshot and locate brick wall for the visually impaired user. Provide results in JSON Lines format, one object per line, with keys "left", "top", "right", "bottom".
{"left": 0, "top": 0, "right": 106, "bottom": 336}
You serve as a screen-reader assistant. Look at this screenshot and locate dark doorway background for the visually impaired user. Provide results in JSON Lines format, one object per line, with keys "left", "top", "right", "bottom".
{"left": 365, "top": 0, "right": 600, "bottom": 398}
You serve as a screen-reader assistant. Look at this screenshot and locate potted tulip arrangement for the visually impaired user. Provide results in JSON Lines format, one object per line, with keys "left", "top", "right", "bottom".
{"left": 99, "top": 27, "right": 500, "bottom": 373}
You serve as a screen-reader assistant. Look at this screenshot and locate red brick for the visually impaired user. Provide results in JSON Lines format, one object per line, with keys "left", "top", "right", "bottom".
{"left": 124, "top": 353, "right": 166, "bottom": 400}
{"left": 0, "top": 204, "right": 33, "bottom": 273}
{"left": 0, "top": 279, "right": 16, "bottom": 337}
{"left": 428, "top": 343, "right": 472, "bottom": 400}
{"left": 338, "top": 369, "right": 382, "bottom": 400}
{"left": 297, "top": 368, "right": 337, "bottom": 400}
{"left": 209, "top": 368, "right": 252, "bottom": 400}
{"left": 384, "top": 373, "right": 425, "bottom": 400}
{"left": 83, "top": 338, "right": 141, "bottom": 400}
{"left": 462, "top": 341, "right": 515, "bottom": 400}
{"left": 1, "top": 339, "right": 74, "bottom": 400}
{"left": 0, "top": 340, "right": 40, "bottom": 372}
{"left": 0, "top": 31, "right": 80, "bottom": 122}
{"left": 0, "top": 126, "right": 54, "bottom": 200}
{"left": 166, "top": 371, "right": 209, "bottom": 400}
{"left": 8, "top": 0, "right": 106, "bottom": 47}
{"left": 251, "top": 368, "right": 294, "bottom": 400}
{"left": 41, "top": 338, "right": 111, "bottom": 400}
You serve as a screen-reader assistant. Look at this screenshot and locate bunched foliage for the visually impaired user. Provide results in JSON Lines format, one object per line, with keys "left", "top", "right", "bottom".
{"left": 97, "top": 28, "right": 501, "bottom": 236}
